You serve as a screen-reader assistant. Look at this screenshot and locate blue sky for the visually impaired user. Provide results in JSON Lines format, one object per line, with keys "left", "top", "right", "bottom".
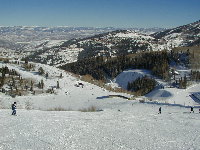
{"left": 0, "top": 0, "right": 199, "bottom": 28}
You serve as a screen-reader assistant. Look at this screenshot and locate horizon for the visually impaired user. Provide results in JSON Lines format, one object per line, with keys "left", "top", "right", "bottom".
{"left": 0, "top": 0, "right": 199, "bottom": 28}
{"left": 0, "top": 25, "right": 168, "bottom": 29}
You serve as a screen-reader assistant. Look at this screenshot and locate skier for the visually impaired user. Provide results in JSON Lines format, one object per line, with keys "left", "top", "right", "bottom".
{"left": 11, "top": 102, "right": 17, "bottom": 115}
{"left": 158, "top": 107, "right": 161, "bottom": 114}
{"left": 190, "top": 107, "right": 194, "bottom": 113}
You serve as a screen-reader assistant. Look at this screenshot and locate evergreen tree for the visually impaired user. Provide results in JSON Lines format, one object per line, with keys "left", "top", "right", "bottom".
{"left": 45, "top": 72, "right": 49, "bottom": 79}
{"left": 41, "top": 79, "right": 44, "bottom": 89}
{"left": 38, "top": 67, "right": 45, "bottom": 75}
{"left": 30, "top": 80, "right": 33, "bottom": 91}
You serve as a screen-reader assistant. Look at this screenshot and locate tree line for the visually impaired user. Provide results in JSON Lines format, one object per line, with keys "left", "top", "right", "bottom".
{"left": 60, "top": 51, "right": 170, "bottom": 81}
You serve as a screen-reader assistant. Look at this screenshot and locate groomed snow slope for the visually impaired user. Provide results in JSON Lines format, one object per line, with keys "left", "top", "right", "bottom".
{"left": 1, "top": 103, "right": 200, "bottom": 150}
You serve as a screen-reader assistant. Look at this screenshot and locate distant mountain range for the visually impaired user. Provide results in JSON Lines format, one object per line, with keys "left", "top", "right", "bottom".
{"left": 0, "top": 26, "right": 164, "bottom": 43}
{"left": 0, "top": 20, "right": 199, "bottom": 66}
{"left": 0, "top": 26, "right": 165, "bottom": 52}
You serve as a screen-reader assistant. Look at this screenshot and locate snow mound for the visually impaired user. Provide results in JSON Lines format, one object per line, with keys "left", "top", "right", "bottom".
{"left": 110, "top": 69, "right": 151, "bottom": 89}
{"left": 146, "top": 89, "right": 173, "bottom": 101}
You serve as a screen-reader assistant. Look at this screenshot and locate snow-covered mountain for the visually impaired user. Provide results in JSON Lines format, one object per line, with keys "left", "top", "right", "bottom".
{"left": 21, "top": 30, "right": 157, "bottom": 65}
{"left": 15, "top": 20, "right": 198, "bottom": 66}
{"left": 0, "top": 26, "right": 118, "bottom": 53}
{"left": 0, "top": 26, "right": 117, "bottom": 42}
{"left": 152, "top": 20, "right": 200, "bottom": 47}
{"left": 0, "top": 26, "right": 166, "bottom": 66}
{"left": 0, "top": 26, "right": 164, "bottom": 43}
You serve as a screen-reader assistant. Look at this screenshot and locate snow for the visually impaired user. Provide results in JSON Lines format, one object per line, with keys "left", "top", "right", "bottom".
{"left": 107, "top": 69, "right": 200, "bottom": 107}
{"left": 1, "top": 103, "right": 200, "bottom": 150}
{"left": 1, "top": 62, "right": 200, "bottom": 150}
{"left": 108, "top": 69, "right": 151, "bottom": 89}
{"left": 1, "top": 62, "right": 199, "bottom": 108}
{"left": 0, "top": 62, "right": 126, "bottom": 110}
{"left": 44, "top": 40, "right": 64, "bottom": 48}
{"left": 114, "top": 31, "right": 153, "bottom": 40}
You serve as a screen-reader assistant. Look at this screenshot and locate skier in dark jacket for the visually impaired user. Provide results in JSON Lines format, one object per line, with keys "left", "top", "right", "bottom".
{"left": 158, "top": 107, "right": 161, "bottom": 114}
{"left": 190, "top": 107, "right": 194, "bottom": 113}
{"left": 11, "top": 102, "right": 17, "bottom": 115}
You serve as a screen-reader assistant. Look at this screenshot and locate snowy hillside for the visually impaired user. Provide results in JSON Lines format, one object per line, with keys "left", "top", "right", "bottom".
{"left": 1, "top": 102, "right": 200, "bottom": 150}
{"left": 152, "top": 20, "right": 200, "bottom": 48}
{"left": 108, "top": 69, "right": 200, "bottom": 107}
{"left": 1, "top": 59, "right": 200, "bottom": 109}
{"left": 0, "top": 61, "right": 124, "bottom": 110}
{"left": 13, "top": 30, "right": 156, "bottom": 66}
{"left": 23, "top": 20, "right": 200, "bottom": 65}
{"left": 1, "top": 21, "right": 200, "bottom": 67}
{"left": 1, "top": 60, "right": 200, "bottom": 149}
{"left": 0, "top": 29, "right": 165, "bottom": 66}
